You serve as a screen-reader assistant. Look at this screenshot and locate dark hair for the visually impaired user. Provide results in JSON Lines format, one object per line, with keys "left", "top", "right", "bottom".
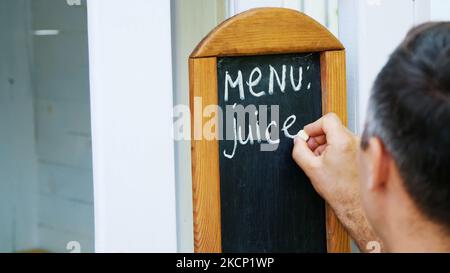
{"left": 361, "top": 22, "right": 450, "bottom": 232}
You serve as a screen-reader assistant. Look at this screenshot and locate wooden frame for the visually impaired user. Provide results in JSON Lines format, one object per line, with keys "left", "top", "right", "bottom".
{"left": 189, "top": 8, "right": 350, "bottom": 253}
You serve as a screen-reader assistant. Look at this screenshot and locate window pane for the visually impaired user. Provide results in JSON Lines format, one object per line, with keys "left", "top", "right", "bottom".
{"left": 0, "top": 0, "right": 94, "bottom": 253}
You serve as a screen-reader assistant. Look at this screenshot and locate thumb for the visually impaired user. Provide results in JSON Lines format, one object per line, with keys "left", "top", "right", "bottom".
{"left": 292, "top": 136, "right": 321, "bottom": 173}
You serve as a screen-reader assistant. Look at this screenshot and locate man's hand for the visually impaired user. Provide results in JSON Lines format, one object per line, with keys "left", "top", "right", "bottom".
{"left": 292, "top": 113, "right": 359, "bottom": 215}
{"left": 292, "top": 113, "right": 383, "bottom": 252}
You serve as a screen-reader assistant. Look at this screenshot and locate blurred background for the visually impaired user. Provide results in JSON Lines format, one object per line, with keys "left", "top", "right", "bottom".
{"left": 0, "top": 0, "right": 449, "bottom": 253}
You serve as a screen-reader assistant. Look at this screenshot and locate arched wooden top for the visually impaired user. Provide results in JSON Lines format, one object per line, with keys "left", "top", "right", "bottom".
{"left": 190, "top": 8, "right": 344, "bottom": 58}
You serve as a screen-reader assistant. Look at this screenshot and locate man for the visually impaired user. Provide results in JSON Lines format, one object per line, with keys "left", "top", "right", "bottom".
{"left": 292, "top": 22, "right": 450, "bottom": 253}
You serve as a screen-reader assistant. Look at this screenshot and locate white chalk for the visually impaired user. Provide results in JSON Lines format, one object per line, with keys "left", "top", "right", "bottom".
{"left": 297, "top": 130, "right": 310, "bottom": 142}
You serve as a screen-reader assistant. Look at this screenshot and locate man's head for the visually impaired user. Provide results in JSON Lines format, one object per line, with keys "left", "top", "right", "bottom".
{"left": 360, "top": 22, "right": 450, "bottom": 245}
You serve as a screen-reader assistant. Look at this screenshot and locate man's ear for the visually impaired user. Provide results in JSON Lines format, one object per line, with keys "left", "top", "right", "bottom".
{"left": 366, "top": 137, "right": 390, "bottom": 191}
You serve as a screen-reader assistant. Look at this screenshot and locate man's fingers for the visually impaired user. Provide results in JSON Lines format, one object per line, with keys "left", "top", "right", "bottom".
{"left": 293, "top": 136, "right": 321, "bottom": 171}
{"left": 307, "top": 135, "right": 326, "bottom": 150}
{"left": 304, "top": 113, "right": 343, "bottom": 142}
{"left": 311, "top": 135, "right": 326, "bottom": 145}
{"left": 294, "top": 113, "right": 342, "bottom": 170}
{"left": 304, "top": 118, "right": 325, "bottom": 137}
{"left": 314, "top": 144, "right": 327, "bottom": 156}
{"left": 314, "top": 135, "right": 327, "bottom": 145}
{"left": 307, "top": 137, "right": 320, "bottom": 150}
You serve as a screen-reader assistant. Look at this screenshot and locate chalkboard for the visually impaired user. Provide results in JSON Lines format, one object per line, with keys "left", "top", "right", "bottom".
{"left": 189, "top": 8, "right": 350, "bottom": 253}
{"left": 217, "top": 53, "right": 326, "bottom": 253}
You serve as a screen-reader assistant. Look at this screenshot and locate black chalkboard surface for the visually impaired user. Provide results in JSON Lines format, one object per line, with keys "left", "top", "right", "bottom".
{"left": 217, "top": 53, "right": 326, "bottom": 253}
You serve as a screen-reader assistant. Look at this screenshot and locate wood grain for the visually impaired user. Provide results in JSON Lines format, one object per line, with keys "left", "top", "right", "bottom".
{"left": 320, "top": 50, "right": 351, "bottom": 253}
{"left": 189, "top": 57, "right": 222, "bottom": 253}
{"left": 191, "top": 8, "right": 343, "bottom": 58}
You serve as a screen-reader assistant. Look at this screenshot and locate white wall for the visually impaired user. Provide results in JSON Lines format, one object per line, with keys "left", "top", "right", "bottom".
{"left": 340, "top": 0, "right": 449, "bottom": 134}
{"left": 339, "top": 0, "right": 419, "bottom": 132}
{"left": 31, "top": 0, "right": 94, "bottom": 252}
{"left": 430, "top": 0, "right": 450, "bottom": 20}
{"left": 0, "top": 0, "right": 39, "bottom": 252}
{"left": 88, "top": 0, "right": 177, "bottom": 252}
{"left": 228, "top": 0, "right": 339, "bottom": 36}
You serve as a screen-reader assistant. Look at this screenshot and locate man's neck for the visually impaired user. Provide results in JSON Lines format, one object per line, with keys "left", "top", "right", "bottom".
{"left": 384, "top": 216, "right": 450, "bottom": 253}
